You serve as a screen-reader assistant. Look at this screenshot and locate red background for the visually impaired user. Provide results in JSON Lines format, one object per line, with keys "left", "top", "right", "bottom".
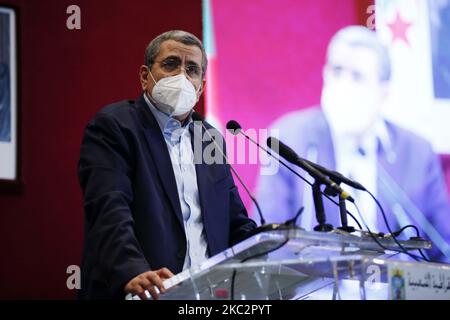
{"left": 0, "top": 0, "right": 203, "bottom": 299}
{"left": 0, "top": 0, "right": 447, "bottom": 299}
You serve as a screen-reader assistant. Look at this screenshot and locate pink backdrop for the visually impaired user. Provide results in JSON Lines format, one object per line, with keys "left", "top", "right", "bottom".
{"left": 210, "top": 0, "right": 360, "bottom": 212}
{"left": 208, "top": 0, "right": 450, "bottom": 215}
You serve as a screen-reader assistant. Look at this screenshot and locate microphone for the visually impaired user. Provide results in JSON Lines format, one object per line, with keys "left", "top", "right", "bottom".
{"left": 191, "top": 112, "right": 267, "bottom": 225}
{"left": 226, "top": 119, "right": 372, "bottom": 234}
{"left": 226, "top": 120, "right": 242, "bottom": 134}
{"left": 227, "top": 121, "right": 363, "bottom": 192}
{"left": 226, "top": 119, "right": 318, "bottom": 200}
{"left": 266, "top": 137, "right": 354, "bottom": 202}
{"left": 227, "top": 119, "right": 338, "bottom": 231}
{"left": 303, "top": 159, "right": 366, "bottom": 191}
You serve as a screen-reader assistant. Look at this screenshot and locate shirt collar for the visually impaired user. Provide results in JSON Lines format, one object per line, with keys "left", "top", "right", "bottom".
{"left": 374, "top": 119, "right": 392, "bottom": 155}
{"left": 328, "top": 116, "right": 392, "bottom": 156}
{"left": 143, "top": 93, "right": 193, "bottom": 139}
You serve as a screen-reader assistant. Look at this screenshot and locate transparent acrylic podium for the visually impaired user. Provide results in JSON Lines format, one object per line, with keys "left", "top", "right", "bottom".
{"left": 131, "top": 229, "right": 450, "bottom": 300}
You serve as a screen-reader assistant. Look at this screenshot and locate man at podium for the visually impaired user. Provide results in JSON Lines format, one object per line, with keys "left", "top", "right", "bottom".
{"left": 77, "top": 30, "right": 256, "bottom": 300}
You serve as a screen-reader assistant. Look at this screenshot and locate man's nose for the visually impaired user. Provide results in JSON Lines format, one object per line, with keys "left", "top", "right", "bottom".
{"left": 179, "top": 67, "right": 188, "bottom": 77}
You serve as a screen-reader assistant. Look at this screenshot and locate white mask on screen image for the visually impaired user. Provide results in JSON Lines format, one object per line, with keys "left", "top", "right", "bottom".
{"left": 321, "top": 82, "right": 380, "bottom": 136}
{"left": 150, "top": 72, "right": 198, "bottom": 116}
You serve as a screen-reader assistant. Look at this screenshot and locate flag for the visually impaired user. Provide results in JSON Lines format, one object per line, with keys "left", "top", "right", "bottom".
{"left": 376, "top": 0, "right": 450, "bottom": 153}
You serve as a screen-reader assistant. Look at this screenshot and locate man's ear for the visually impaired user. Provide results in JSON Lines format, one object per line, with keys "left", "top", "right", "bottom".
{"left": 139, "top": 65, "right": 150, "bottom": 90}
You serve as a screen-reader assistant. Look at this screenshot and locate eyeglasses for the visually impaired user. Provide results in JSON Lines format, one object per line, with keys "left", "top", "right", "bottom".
{"left": 154, "top": 57, "right": 202, "bottom": 79}
{"left": 326, "top": 64, "right": 367, "bottom": 83}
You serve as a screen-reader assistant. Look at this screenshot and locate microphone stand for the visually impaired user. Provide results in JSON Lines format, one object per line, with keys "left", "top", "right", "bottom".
{"left": 323, "top": 179, "right": 355, "bottom": 233}
{"left": 337, "top": 193, "right": 356, "bottom": 233}
{"left": 312, "top": 181, "right": 333, "bottom": 232}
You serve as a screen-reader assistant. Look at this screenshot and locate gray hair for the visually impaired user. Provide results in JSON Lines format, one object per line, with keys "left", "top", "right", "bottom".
{"left": 144, "top": 30, "right": 208, "bottom": 79}
{"left": 327, "top": 26, "right": 391, "bottom": 82}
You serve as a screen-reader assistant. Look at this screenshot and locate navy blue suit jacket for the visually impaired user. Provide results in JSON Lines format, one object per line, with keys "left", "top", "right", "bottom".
{"left": 77, "top": 95, "right": 256, "bottom": 299}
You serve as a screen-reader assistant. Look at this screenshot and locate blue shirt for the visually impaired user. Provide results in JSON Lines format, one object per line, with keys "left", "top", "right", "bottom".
{"left": 144, "top": 94, "right": 209, "bottom": 270}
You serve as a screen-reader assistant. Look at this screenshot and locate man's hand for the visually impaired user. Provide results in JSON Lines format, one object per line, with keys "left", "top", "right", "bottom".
{"left": 124, "top": 268, "right": 175, "bottom": 300}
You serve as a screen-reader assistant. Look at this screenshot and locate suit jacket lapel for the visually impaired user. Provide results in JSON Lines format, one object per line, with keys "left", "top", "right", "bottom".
{"left": 376, "top": 124, "right": 402, "bottom": 232}
{"left": 190, "top": 122, "right": 224, "bottom": 255}
{"left": 135, "top": 95, "right": 184, "bottom": 228}
{"left": 191, "top": 122, "right": 213, "bottom": 226}
{"left": 315, "top": 111, "right": 337, "bottom": 171}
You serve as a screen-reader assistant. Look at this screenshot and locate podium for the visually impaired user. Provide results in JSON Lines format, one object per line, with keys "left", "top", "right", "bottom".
{"left": 129, "top": 229, "right": 450, "bottom": 300}
{"left": 135, "top": 229, "right": 450, "bottom": 300}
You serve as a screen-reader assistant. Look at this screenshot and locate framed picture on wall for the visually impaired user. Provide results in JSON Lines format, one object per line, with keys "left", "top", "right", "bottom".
{"left": 0, "top": 5, "right": 21, "bottom": 192}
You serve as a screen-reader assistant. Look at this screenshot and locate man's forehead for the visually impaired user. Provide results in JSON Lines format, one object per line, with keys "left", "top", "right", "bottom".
{"left": 158, "top": 40, "right": 202, "bottom": 63}
{"left": 327, "top": 43, "right": 378, "bottom": 73}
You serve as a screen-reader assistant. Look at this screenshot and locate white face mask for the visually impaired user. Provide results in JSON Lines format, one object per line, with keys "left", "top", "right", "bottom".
{"left": 321, "top": 81, "right": 381, "bottom": 136}
{"left": 150, "top": 72, "right": 199, "bottom": 116}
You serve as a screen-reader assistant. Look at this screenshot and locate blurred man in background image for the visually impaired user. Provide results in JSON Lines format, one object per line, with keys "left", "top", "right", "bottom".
{"left": 255, "top": 26, "right": 450, "bottom": 263}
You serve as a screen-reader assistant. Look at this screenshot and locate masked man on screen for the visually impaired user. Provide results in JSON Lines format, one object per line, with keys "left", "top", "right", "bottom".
{"left": 78, "top": 30, "right": 256, "bottom": 300}
{"left": 254, "top": 26, "right": 450, "bottom": 263}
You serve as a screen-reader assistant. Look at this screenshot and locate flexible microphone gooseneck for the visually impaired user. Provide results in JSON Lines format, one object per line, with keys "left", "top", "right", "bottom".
{"left": 266, "top": 137, "right": 354, "bottom": 202}
{"left": 227, "top": 120, "right": 365, "bottom": 191}
{"left": 191, "top": 112, "right": 267, "bottom": 225}
{"left": 303, "top": 159, "right": 366, "bottom": 191}
{"left": 226, "top": 119, "right": 367, "bottom": 232}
